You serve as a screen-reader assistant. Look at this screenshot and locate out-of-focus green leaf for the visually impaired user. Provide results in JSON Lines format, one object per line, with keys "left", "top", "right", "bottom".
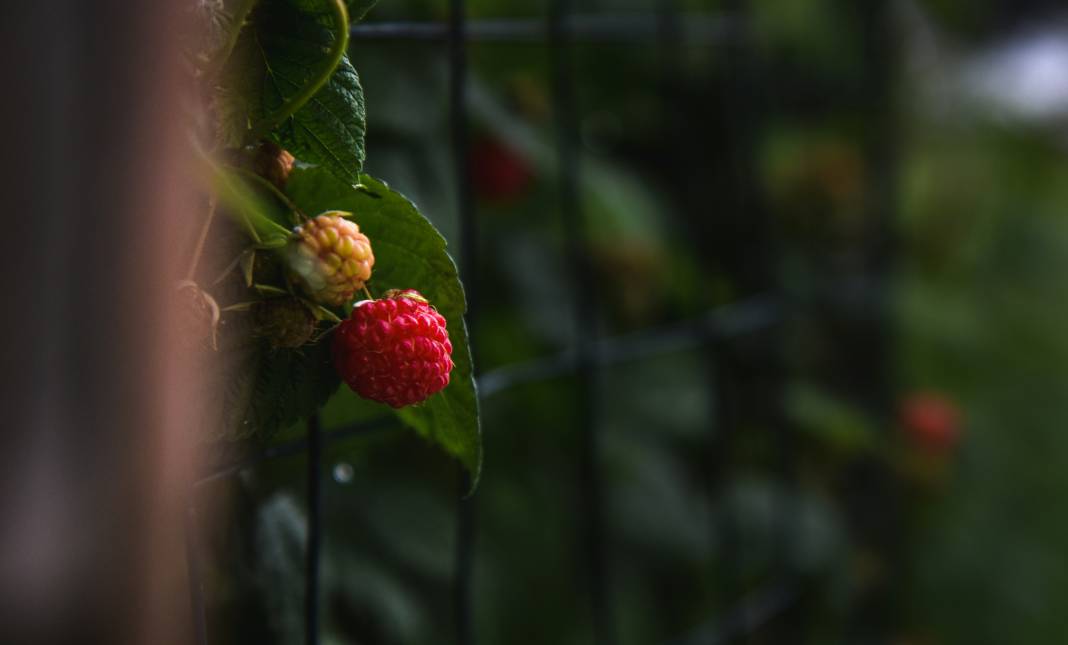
{"left": 786, "top": 383, "right": 875, "bottom": 453}
{"left": 210, "top": 165, "right": 292, "bottom": 245}
{"left": 254, "top": 494, "right": 306, "bottom": 642}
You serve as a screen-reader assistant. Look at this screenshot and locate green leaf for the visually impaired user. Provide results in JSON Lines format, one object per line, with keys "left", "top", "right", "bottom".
{"left": 209, "top": 164, "right": 292, "bottom": 245}
{"left": 187, "top": 0, "right": 258, "bottom": 73}
{"left": 786, "top": 384, "right": 875, "bottom": 453}
{"left": 220, "top": 0, "right": 366, "bottom": 185}
{"left": 287, "top": 166, "right": 483, "bottom": 484}
{"left": 213, "top": 334, "right": 341, "bottom": 440}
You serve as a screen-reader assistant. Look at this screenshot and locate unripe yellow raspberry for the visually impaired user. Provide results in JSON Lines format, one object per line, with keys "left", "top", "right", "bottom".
{"left": 286, "top": 212, "right": 374, "bottom": 307}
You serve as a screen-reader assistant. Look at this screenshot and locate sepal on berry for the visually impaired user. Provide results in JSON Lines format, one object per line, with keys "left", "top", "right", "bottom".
{"left": 382, "top": 288, "right": 428, "bottom": 304}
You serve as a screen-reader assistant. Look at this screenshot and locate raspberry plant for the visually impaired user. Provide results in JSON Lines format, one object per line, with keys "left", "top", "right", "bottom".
{"left": 187, "top": 0, "right": 481, "bottom": 481}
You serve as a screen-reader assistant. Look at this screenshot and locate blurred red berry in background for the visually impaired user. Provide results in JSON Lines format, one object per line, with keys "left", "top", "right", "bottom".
{"left": 470, "top": 135, "right": 533, "bottom": 204}
{"left": 900, "top": 392, "right": 962, "bottom": 454}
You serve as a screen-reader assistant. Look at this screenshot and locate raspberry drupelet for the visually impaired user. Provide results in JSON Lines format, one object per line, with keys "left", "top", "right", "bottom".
{"left": 332, "top": 289, "right": 454, "bottom": 408}
{"left": 286, "top": 212, "right": 374, "bottom": 307}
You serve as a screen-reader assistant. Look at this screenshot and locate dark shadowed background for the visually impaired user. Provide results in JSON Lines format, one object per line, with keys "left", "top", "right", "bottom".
{"left": 5, "top": 1, "right": 1068, "bottom": 644}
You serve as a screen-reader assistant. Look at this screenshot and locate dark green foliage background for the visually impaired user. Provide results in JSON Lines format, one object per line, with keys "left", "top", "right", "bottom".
{"left": 198, "top": 1, "right": 1068, "bottom": 644}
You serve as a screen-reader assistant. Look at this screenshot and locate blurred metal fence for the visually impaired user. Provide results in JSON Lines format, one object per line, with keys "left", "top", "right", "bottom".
{"left": 184, "top": 1, "right": 897, "bottom": 644}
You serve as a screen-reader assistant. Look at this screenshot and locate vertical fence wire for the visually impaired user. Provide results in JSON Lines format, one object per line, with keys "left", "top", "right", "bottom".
{"left": 730, "top": 0, "right": 800, "bottom": 636}
{"left": 448, "top": 0, "right": 478, "bottom": 643}
{"left": 713, "top": 1, "right": 801, "bottom": 638}
{"left": 734, "top": 0, "right": 803, "bottom": 636}
{"left": 305, "top": 412, "right": 323, "bottom": 645}
{"left": 707, "top": 348, "right": 740, "bottom": 610}
{"left": 845, "top": 0, "right": 901, "bottom": 640}
{"left": 547, "top": 5, "right": 616, "bottom": 645}
{"left": 184, "top": 493, "right": 209, "bottom": 645}
{"left": 708, "top": 0, "right": 756, "bottom": 623}
{"left": 648, "top": 0, "right": 745, "bottom": 620}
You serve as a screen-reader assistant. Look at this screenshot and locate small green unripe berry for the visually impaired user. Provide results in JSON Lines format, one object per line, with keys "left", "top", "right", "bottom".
{"left": 254, "top": 297, "right": 317, "bottom": 348}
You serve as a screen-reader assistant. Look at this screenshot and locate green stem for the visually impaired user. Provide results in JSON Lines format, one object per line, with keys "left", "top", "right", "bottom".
{"left": 216, "top": 170, "right": 263, "bottom": 242}
{"left": 248, "top": 0, "right": 349, "bottom": 140}
{"left": 193, "top": 141, "right": 291, "bottom": 244}
{"left": 225, "top": 164, "right": 306, "bottom": 224}
{"left": 193, "top": 144, "right": 262, "bottom": 243}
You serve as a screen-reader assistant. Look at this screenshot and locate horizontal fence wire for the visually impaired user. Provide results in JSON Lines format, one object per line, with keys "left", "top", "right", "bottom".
{"left": 349, "top": 14, "right": 738, "bottom": 43}
{"left": 192, "top": 296, "right": 783, "bottom": 487}
{"left": 478, "top": 294, "right": 781, "bottom": 396}
{"left": 194, "top": 416, "right": 397, "bottom": 486}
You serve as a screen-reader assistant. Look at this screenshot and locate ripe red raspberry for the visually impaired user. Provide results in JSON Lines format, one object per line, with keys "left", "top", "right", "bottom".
{"left": 286, "top": 212, "right": 374, "bottom": 307}
{"left": 332, "top": 289, "right": 454, "bottom": 408}
{"left": 900, "top": 392, "right": 962, "bottom": 454}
